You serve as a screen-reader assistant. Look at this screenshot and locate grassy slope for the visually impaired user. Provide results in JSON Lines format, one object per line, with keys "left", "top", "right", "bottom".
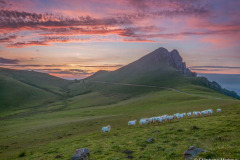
{"left": 0, "top": 74, "right": 58, "bottom": 114}
{"left": 0, "top": 85, "right": 239, "bottom": 159}
{"left": 0, "top": 68, "right": 69, "bottom": 95}
{"left": 0, "top": 65, "right": 239, "bottom": 159}
{"left": 0, "top": 68, "right": 71, "bottom": 115}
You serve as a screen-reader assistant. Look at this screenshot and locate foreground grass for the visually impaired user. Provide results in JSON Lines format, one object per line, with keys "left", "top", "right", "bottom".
{"left": 0, "top": 88, "right": 239, "bottom": 159}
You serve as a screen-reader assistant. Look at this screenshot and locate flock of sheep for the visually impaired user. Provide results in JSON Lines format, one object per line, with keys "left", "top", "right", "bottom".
{"left": 101, "top": 108, "right": 222, "bottom": 133}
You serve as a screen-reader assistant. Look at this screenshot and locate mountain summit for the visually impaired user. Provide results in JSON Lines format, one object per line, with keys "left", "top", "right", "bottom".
{"left": 88, "top": 47, "right": 196, "bottom": 84}
{"left": 118, "top": 47, "right": 196, "bottom": 77}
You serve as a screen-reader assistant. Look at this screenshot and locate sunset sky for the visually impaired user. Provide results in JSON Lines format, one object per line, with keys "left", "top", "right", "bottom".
{"left": 0, "top": 0, "right": 240, "bottom": 79}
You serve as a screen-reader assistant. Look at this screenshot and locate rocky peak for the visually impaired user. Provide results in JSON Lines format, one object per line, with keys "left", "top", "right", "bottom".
{"left": 170, "top": 49, "right": 184, "bottom": 70}
{"left": 145, "top": 47, "right": 196, "bottom": 77}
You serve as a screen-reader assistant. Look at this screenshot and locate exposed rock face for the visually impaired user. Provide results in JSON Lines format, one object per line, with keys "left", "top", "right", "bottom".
{"left": 169, "top": 49, "right": 196, "bottom": 77}
{"left": 169, "top": 49, "right": 184, "bottom": 70}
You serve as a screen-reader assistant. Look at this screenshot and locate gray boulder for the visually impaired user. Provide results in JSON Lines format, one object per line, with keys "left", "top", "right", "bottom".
{"left": 184, "top": 146, "right": 205, "bottom": 160}
{"left": 147, "top": 138, "right": 154, "bottom": 143}
{"left": 71, "top": 148, "right": 90, "bottom": 160}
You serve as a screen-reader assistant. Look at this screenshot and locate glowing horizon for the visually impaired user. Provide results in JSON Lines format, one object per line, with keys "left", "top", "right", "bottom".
{"left": 1, "top": 0, "right": 240, "bottom": 79}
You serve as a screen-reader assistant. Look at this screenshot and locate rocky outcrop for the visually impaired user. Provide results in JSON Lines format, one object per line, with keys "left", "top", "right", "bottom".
{"left": 169, "top": 49, "right": 196, "bottom": 77}
{"left": 169, "top": 49, "right": 184, "bottom": 70}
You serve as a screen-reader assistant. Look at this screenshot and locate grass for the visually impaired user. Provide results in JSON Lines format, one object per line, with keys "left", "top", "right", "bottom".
{"left": 0, "top": 74, "right": 58, "bottom": 113}
{"left": 0, "top": 86, "right": 239, "bottom": 159}
{"left": 0, "top": 67, "right": 240, "bottom": 159}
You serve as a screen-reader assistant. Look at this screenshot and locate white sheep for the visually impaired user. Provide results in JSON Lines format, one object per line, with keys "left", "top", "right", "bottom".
{"left": 174, "top": 113, "right": 180, "bottom": 119}
{"left": 128, "top": 120, "right": 137, "bottom": 126}
{"left": 156, "top": 116, "right": 163, "bottom": 122}
{"left": 167, "top": 115, "right": 174, "bottom": 121}
{"left": 201, "top": 110, "right": 207, "bottom": 115}
{"left": 152, "top": 117, "right": 162, "bottom": 123}
{"left": 147, "top": 117, "right": 153, "bottom": 123}
{"left": 193, "top": 111, "right": 201, "bottom": 116}
{"left": 187, "top": 112, "right": 192, "bottom": 116}
{"left": 139, "top": 118, "right": 148, "bottom": 125}
{"left": 207, "top": 109, "right": 213, "bottom": 114}
{"left": 217, "top": 109, "right": 222, "bottom": 112}
{"left": 161, "top": 115, "right": 168, "bottom": 121}
{"left": 152, "top": 117, "right": 158, "bottom": 123}
{"left": 102, "top": 125, "right": 111, "bottom": 133}
{"left": 178, "top": 114, "right": 184, "bottom": 118}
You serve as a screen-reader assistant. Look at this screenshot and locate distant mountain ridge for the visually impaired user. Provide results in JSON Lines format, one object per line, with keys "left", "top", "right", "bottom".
{"left": 0, "top": 47, "right": 239, "bottom": 112}
{"left": 87, "top": 47, "right": 240, "bottom": 99}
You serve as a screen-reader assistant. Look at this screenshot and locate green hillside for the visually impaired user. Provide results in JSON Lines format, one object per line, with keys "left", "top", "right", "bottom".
{"left": 0, "top": 68, "right": 69, "bottom": 95}
{"left": 0, "top": 86, "right": 239, "bottom": 159}
{"left": 0, "top": 48, "right": 239, "bottom": 159}
{"left": 0, "top": 68, "right": 70, "bottom": 114}
{"left": 0, "top": 74, "right": 58, "bottom": 114}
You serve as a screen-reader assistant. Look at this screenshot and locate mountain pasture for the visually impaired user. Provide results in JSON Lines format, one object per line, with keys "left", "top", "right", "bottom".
{"left": 0, "top": 84, "right": 239, "bottom": 159}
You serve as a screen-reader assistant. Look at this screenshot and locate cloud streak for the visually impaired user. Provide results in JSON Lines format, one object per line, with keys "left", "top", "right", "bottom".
{"left": 0, "top": 0, "right": 219, "bottom": 47}
{"left": 0, "top": 10, "right": 132, "bottom": 30}
{"left": 0, "top": 57, "right": 19, "bottom": 64}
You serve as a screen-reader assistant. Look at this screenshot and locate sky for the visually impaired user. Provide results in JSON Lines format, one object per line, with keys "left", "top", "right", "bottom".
{"left": 0, "top": 0, "right": 240, "bottom": 79}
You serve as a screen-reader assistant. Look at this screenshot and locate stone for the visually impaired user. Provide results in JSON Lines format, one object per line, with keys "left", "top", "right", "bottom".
{"left": 71, "top": 148, "right": 90, "bottom": 160}
{"left": 126, "top": 155, "right": 134, "bottom": 159}
{"left": 123, "top": 149, "right": 133, "bottom": 155}
{"left": 55, "top": 155, "right": 62, "bottom": 158}
{"left": 184, "top": 146, "right": 205, "bottom": 160}
{"left": 147, "top": 138, "right": 154, "bottom": 143}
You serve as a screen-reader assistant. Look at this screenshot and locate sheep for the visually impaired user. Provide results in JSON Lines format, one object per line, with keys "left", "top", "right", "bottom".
{"left": 183, "top": 113, "right": 186, "bottom": 116}
{"left": 128, "top": 120, "right": 137, "bottom": 126}
{"left": 193, "top": 111, "right": 201, "bottom": 116}
{"left": 207, "top": 109, "right": 213, "bottom": 114}
{"left": 102, "top": 125, "right": 111, "bottom": 133}
{"left": 147, "top": 117, "right": 154, "bottom": 123}
{"left": 152, "top": 117, "right": 160, "bottom": 123}
{"left": 152, "top": 117, "right": 158, "bottom": 123}
{"left": 167, "top": 115, "right": 174, "bottom": 121}
{"left": 174, "top": 113, "right": 180, "bottom": 119}
{"left": 201, "top": 110, "right": 207, "bottom": 116}
{"left": 178, "top": 114, "right": 184, "bottom": 119}
{"left": 161, "top": 115, "right": 168, "bottom": 121}
{"left": 139, "top": 118, "right": 148, "bottom": 125}
{"left": 156, "top": 116, "right": 163, "bottom": 123}
{"left": 187, "top": 112, "right": 192, "bottom": 116}
{"left": 217, "top": 109, "right": 222, "bottom": 112}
